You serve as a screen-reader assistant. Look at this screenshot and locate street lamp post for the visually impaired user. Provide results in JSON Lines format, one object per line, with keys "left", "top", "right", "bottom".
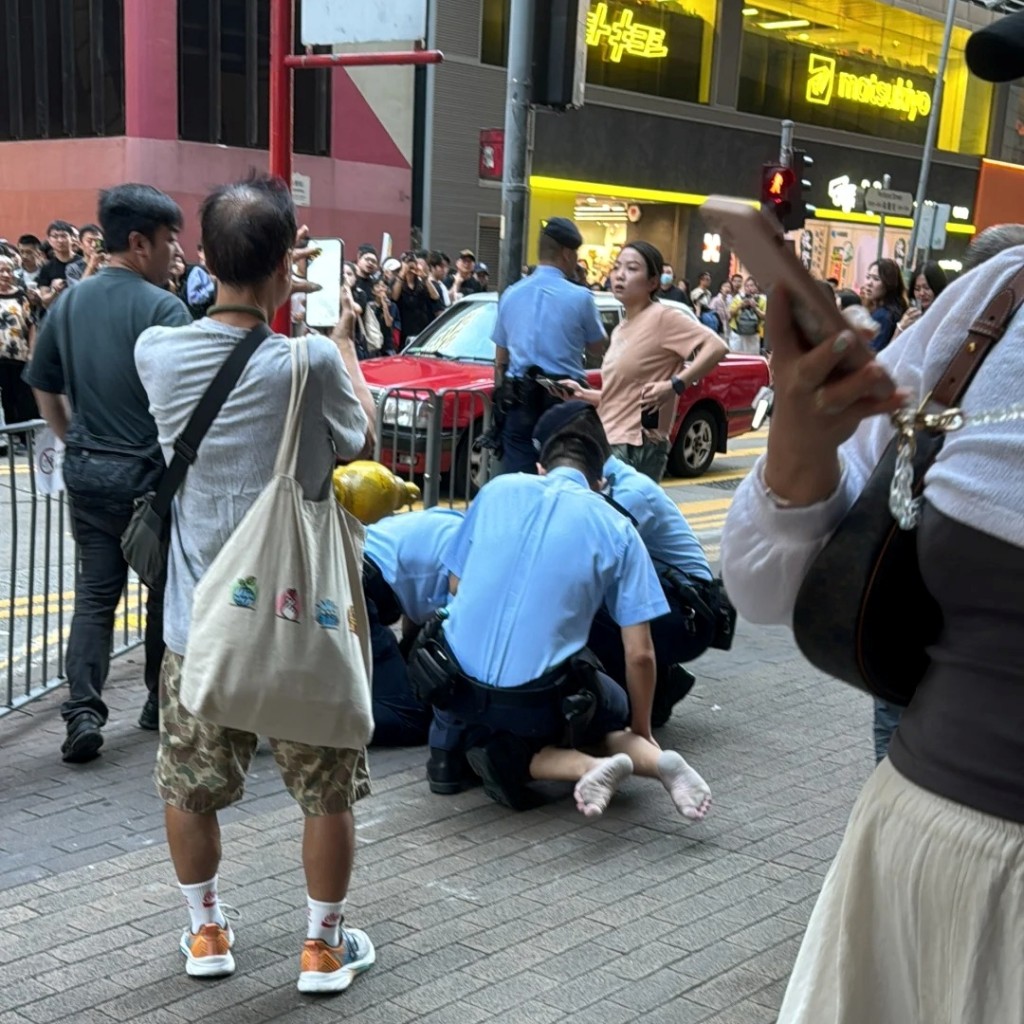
{"left": 498, "top": 0, "right": 535, "bottom": 292}
{"left": 905, "top": 0, "right": 958, "bottom": 273}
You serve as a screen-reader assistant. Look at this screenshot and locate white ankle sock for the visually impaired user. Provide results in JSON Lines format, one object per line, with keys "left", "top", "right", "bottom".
{"left": 179, "top": 875, "right": 227, "bottom": 934}
{"left": 307, "top": 896, "right": 345, "bottom": 947}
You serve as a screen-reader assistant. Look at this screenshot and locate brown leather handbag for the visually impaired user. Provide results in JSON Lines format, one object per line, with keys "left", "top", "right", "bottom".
{"left": 792, "top": 265, "right": 1024, "bottom": 707}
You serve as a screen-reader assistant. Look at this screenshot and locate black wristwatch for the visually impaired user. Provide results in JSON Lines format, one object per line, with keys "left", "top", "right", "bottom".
{"left": 671, "top": 376, "right": 686, "bottom": 396}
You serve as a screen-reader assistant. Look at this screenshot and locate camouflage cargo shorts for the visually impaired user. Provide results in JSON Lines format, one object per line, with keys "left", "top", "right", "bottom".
{"left": 155, "top": 650, "right": 371, "bottom": 816}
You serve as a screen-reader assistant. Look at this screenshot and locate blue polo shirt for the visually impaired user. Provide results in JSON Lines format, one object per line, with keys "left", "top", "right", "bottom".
{"left": 363, "top": 507, "right": 465, "bottom": 624}
{"left": 492, "top": 265, "right": 606, "bottom": 381}
{"left": 603, "top": 456, "right": 713, "bottom": 582}
{"left": 441, "top": 467, "right": 667, "bottom": 687}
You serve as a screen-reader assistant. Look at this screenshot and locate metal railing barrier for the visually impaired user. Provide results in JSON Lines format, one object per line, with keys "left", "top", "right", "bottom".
{"left": 371, "top": 386, "right": 493, "bottom": 510}
{"left": 1, "top": 421, "right": 146, "bottom": 718}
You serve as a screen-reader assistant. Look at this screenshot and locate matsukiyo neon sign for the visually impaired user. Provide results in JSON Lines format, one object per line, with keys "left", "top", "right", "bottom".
{"left": 586, "top": 2, "right": 670, "bottom": 63}
{"left": 806, "top": 53, "right": 932, "bottom": 123}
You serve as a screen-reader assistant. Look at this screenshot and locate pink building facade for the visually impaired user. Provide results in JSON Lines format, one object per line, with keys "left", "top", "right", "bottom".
{"left": 0, "top": 3, "right": 412, "bottom": 254}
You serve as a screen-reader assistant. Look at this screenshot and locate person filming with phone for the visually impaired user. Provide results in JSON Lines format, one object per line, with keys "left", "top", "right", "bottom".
{"left": 390, "top": 249, "right": 439, "bottom": 349}
{"left": 893, "top": 261, "right": 948, "bottom": 341}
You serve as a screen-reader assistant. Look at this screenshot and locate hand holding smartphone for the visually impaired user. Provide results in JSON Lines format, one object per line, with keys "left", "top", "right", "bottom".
{"left": 535, "top": 376, "right": 576, "bottom": 399}
{"left": 699, "top": 197, "right": 880, "bottom": 380}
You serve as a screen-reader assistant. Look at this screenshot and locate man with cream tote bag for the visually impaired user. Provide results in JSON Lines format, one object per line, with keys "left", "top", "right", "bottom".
{"left": 136, "top": 173, "right": 378, "bottom": 995}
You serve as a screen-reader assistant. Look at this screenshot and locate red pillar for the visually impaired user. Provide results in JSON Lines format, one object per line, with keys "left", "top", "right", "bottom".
{"left": 269, "top": 0, "right": 294, "bottom": 334}
{"left": 123, "top": 0, "right": 178, "bottom": 139}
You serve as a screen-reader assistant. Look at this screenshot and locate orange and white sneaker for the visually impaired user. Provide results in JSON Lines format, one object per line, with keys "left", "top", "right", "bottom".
{"left": 179, "top": 922, "right": 236, "bottom": 978}
{"left": 297, "top": 927, "right": 375, "bottom": 994}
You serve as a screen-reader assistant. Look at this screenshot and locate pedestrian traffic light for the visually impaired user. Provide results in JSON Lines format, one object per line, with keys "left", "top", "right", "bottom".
{"left": 781, "top": 150, "right": 815, "bottom": 232}
{"left": 761, "top": 164, "right": 795, "bottom": 222}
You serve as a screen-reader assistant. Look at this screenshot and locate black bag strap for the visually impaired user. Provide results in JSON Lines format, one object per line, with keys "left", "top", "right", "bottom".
{"left": 151, "top": 322, "right": 271, "bottom": 517}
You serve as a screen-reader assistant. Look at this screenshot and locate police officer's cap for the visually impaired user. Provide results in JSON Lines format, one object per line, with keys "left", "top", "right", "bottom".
{"left": 533, "top": 399, "right": 593, "bottom": 451}
{"left": 541, "top": 217, "right": 583, "bottom": 250}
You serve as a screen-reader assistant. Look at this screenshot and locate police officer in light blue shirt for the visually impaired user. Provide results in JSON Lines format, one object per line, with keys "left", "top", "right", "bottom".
{"left": 361, "top": 508, "right": 464, "bottom": 747}
{"left": 492, "top": 218, "right": 606, "bottom": 475}
{"left": 364, "top": 507, "right": 465, "bottom": 637}
{"left": 413, "top": 431, "right": 713, "bottom": 822}
{"left": 534, "top": 401, "right": 725, "bottom": 727}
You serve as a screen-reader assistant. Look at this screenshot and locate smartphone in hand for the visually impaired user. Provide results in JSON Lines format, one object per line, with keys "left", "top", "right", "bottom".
{"left": 700, "top": 198, "right": 879, "bottom": 380}
{"left": 535, "top": 376, "right": 576, "bottom": 399}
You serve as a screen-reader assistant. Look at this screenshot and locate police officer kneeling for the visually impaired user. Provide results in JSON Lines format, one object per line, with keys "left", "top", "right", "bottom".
{"left": 361, "top": 508, "right": 465, "bottom": 747}
{"left": 408, "top": 430, "right": 713, "bottom": 819}
{"left": 533, "top": 401, "right": 737, "bottom": 726}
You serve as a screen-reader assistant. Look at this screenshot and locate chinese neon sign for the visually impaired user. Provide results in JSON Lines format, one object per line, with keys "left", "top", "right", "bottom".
{"left": 586, "top": 2, "right": 669, "bottom": 63}
{"left": 806, "top": 53, "right": 931, "bottom": 123}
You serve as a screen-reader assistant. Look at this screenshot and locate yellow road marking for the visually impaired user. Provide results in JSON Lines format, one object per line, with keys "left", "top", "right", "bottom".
{"left": 9, "top": 591, "right": 76, "bottom": 605}
{"left": 0, "top": 609, "right": 142, "bottom": 673}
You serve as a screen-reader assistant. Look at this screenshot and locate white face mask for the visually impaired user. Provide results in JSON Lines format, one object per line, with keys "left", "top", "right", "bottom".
{"left": 660, "top": 273, "right": 673, "bottom": 287}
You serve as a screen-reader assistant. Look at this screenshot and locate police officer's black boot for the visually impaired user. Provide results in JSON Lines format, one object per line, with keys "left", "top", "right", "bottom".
{"left": 651, "top": 665, "right": 697, "bottom": 728}
{"left": 427, "top": 748, "right": 480, "bottom": 795}
{"left": 466, "top": 734, "right": 544, "bottom": 811}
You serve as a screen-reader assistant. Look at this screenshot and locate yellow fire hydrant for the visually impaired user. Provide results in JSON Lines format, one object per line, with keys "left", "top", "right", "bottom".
{"left": 332, "top": 461, "right": 421, "bottom": 525}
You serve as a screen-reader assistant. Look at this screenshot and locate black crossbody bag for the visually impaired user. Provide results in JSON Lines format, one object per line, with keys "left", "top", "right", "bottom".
{"left": 792, "top": 265, "right": 1024, "bottom": 706}
{"left": 121, "top": 323, "right": 270, "bottom": 588}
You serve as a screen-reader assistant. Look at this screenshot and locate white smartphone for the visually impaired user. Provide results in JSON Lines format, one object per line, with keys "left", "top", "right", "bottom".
{"left": 700, "top": 198, "right": 875, "bottom": 375}
{"left": 305, "top": 238, "right": 344, "bottom": 328}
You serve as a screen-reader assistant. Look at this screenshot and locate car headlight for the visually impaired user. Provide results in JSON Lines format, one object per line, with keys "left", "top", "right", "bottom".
{"left": 380, "top": 397, "right": 431, "bottom": 429}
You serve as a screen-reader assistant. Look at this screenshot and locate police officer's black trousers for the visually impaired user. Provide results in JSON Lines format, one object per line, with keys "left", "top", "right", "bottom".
{"left": 366, "top": 596, "right": 431, "bottom": 747}
{"left": 497, "top": 394, "right": 561, "bottom": 475}
{"left": 587, "top": 599, "right": 713, "bottom": 700}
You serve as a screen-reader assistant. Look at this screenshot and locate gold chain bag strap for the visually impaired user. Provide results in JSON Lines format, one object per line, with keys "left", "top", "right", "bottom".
{"left": 792, "top": 263, "right": 1024, "bottom": 707}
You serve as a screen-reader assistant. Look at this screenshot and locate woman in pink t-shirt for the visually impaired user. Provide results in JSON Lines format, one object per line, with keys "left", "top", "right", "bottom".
{"left": 565, "top": 241, "right": 727, "bottom": 481}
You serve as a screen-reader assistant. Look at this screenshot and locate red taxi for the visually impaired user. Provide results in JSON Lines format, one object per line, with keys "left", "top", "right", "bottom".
{"left": 362, "top": 292, "right": 769, "bottom": 495}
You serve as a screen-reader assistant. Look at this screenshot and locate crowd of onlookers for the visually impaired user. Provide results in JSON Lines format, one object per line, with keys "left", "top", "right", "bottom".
{"left": 304, "top": 244, "right": 493, "bottom": 359}
{"left": 0, "top": 221, "right": 217, "bottom": 448}
{"left": 0, "top": 226, "right": 497, "bottom": 432}
{"left": 7, "top": 219, "right": 1024, "bottom": 446}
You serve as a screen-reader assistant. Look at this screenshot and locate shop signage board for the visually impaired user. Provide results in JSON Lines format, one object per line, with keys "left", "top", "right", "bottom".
{"left": 918, "top": 202, "right": 952, "bottom": 249}
{"left": 301, "top": 0, "right": 426, "bottom": 45}
{"left": 586, "top": 2, "right": 669, "bottom": 63}
{"left": 864, "top": 187, "right": 913, "bottom": 217}
{"left": 291, "top": 173, "right": 311, "bottom": 208}
{"left": 805, "top": 53, "right": 932, "bottom": 123}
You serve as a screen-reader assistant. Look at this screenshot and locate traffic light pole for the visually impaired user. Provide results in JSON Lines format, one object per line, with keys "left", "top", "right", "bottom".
{"left": 498, "top": 0, "right": 535, "bottom": 293}
{"left": 905, "top": 0, "right": 957, "bottom": 274}
{"left": 778, "top": 119, "right": 794, "bottom": 169}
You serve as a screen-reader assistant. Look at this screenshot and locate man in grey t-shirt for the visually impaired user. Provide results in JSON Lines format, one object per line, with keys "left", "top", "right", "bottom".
{"left": 24, "top": 184, "right": 190, "bottom": 763}
{"left": 136, "top": 173, "right": 377, "bottom": 994}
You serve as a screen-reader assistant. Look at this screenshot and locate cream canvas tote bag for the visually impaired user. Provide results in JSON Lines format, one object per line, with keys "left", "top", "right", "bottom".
{"left": 180, "top": 336, "right": 373, "bottom": 749}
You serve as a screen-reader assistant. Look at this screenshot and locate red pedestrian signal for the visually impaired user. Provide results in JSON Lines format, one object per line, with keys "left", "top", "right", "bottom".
{"left": 761, "top": 164, "right": 795, "bottom": 207}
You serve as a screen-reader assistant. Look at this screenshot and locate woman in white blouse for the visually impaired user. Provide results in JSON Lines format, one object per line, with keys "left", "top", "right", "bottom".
{"left": 721, "top": 245, "right": 1024, "bottom": 1023}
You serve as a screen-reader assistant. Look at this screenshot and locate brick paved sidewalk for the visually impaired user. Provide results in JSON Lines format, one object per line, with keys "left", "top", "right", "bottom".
{"left": 0, "top": 619, "right": 875, "bottom": 1023}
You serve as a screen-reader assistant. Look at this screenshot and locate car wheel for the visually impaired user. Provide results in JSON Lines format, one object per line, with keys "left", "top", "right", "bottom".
{"left": 669, "top": 408, "right": 717, "bottom": 478}
{"left": 453, "top": 425, "right": 488, "bottom": 499}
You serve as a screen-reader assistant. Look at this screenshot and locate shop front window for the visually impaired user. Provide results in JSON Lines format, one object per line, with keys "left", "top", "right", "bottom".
{"left": 481, "top": 0, "right": 716, "bottom": 104}
{"left": 737, "top": 0, "right": 992, "bottom": 155}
